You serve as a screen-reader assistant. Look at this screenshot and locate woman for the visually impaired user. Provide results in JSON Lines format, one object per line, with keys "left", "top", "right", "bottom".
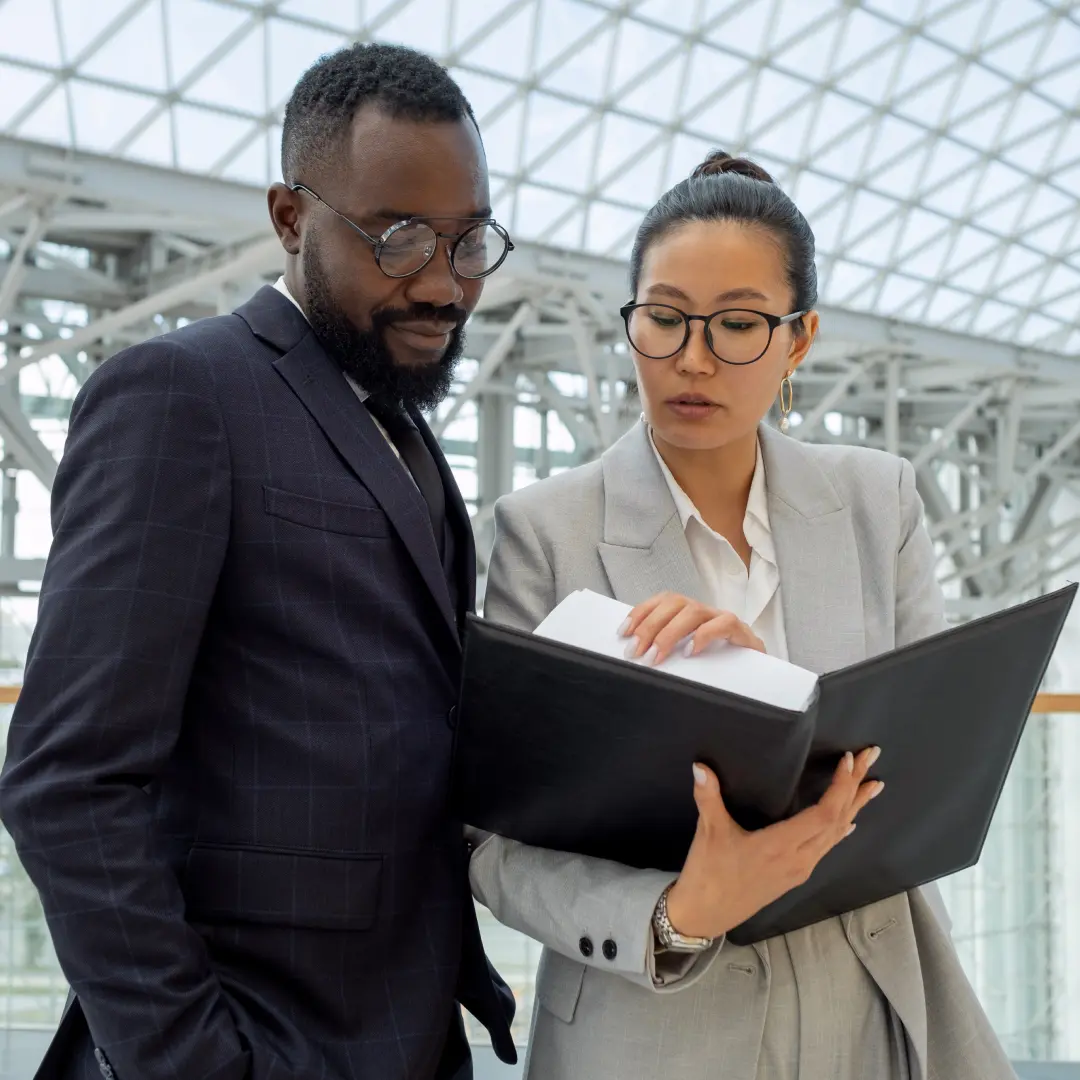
{"left": 468, "top": 153, "right": 1015, "bottom": 1079}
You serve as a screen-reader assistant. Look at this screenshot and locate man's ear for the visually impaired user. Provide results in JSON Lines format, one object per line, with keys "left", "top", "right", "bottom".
{"left": 268, "top": 184, "right": 303, "bottom": 256}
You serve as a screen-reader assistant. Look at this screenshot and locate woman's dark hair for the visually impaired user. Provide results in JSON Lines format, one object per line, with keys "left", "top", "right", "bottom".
{"left": 628, "top": 150, "right": 818, "bottom": 336}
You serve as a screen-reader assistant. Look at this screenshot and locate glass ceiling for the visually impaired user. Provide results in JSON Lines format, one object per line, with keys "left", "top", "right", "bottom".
{"left": 0, "top": 0, "right": 1078, "bottom": 354}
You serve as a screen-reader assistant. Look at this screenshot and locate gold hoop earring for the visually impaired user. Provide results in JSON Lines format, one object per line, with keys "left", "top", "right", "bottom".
{"left": 779, "top": 371, "right": 794, "bottom": 433}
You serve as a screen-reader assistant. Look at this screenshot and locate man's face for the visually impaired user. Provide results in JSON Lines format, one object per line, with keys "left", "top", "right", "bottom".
{"left": 269, "top": 105, "right": 491, "bottom": 410}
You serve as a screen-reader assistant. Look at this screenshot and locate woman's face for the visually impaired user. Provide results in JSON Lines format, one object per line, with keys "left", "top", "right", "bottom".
{"left": 630, "top": 219, "right": 818, "bottom": 452}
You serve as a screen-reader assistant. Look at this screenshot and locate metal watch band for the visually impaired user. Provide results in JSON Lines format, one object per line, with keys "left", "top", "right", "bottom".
{"left": 652, "top": 884, "right": 714, "bottom": 953}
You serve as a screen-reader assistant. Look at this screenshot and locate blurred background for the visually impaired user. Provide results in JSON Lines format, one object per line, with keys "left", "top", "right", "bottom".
{"left": 0, "top": 0, "right": 1078, "bottom": 1075}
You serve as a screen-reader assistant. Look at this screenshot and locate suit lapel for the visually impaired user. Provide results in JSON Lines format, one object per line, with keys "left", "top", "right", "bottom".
{"left": 759, "top": 424, "right": 866, "bottom": 674}
{"left": 596, "top": 423, "right": 702, "bottom": 604}
{"left": 237, "top": 288, "right": 458, "bottom": 641}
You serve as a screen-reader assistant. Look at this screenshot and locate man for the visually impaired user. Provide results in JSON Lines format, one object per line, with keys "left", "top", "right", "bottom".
{"left": 0, "top": 43, "right": 516, "bottom": 1080}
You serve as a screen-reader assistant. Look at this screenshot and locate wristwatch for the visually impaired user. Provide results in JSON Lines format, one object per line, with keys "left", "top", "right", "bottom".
{"left": 652, "top": 884, "right": 714, "bottom": 952}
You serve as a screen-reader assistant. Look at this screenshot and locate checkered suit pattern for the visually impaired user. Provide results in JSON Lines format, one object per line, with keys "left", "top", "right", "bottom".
{"left": 0, "top": 287, "right": 515, "bottom": 1080}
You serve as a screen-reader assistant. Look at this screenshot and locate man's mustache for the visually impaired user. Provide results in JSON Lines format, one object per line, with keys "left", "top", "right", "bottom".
{"left": 373, "top": 305, "right": 469, "bottom": 330}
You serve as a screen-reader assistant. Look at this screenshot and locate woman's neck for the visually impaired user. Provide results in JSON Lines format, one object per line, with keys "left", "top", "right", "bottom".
{"left": 653, "top": 428, "right": 758, "bottom": 560}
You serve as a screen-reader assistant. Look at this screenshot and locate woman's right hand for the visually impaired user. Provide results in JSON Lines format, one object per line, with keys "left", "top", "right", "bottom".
{"left": 665, "top": 747, "right": 883, "bottom": 941}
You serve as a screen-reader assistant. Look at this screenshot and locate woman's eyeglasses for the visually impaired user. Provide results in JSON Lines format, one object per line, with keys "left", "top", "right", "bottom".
{"left": 620, "top": 303, "right": 807, "bottom": 366}
{"left": 290, "top": 184, "right": 514, "bottom": 280}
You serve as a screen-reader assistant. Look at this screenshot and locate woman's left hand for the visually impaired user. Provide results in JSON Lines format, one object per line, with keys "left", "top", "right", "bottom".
{"left": 619, "top": 592, "right": 765, "bottom": 666}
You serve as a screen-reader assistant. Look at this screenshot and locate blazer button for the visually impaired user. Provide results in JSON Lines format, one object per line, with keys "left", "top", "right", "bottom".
{"left": 578, "top": 936, "right": 594, "bottom": 958}
{"left": 602, "top": 938, "right": 618, "bottom": 961}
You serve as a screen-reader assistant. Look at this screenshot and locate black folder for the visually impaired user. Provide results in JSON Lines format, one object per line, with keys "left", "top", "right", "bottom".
{"left": 452, "top": 583, "right": 1076, "bottom": 945}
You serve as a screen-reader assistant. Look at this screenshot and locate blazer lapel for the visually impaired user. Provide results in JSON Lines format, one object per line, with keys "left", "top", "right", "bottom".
{"left": 759, "top": 424, "right": 866, "bottom": 674}
{"left": 596, "top": 423, "right": 703, "bottom": 605}
{"left": 237, "top": 288, "right": 458, "bottom": 641}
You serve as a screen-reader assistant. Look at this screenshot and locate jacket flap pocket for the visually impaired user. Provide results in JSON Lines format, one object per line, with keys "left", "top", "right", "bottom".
{"left": 264, "top": 485, "right": 391, "bottom": 538}
{"left": 535, "top": 948, "right": 586, "bottom": 1024}
{"left": 185, "top": 845, "right": 383, "bottom": 931}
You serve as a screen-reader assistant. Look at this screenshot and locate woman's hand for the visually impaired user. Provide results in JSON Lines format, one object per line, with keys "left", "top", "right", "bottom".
{"left": 665, "top": 747, "right": 884, "bottom": 941}
{"left": 619, "top": 592, "right": 765, "bottom": 665}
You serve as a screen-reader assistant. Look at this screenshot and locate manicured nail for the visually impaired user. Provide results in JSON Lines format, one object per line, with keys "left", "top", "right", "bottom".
{"left": 683, "top": 639, "right": 697, "bottom": 658}
{"left": 866, "top": 746, "right": 881, "bottom": 768}
{"left": 870, "top": 781, "right": 885, "bottom": 799}
{"left": 624, "top": 637, "right": 640, "bottom": 659}
{"left": 693, "top": 764, "right": 707, "bottom": 787}
{"left": 618, "top": 617, "right": 631, "bottom": 637}
{"left": 644, "top": 645, "right": 660, "bottom": 666}
{"left": 845, "top": 824, "right": 857, "bottom": 837}
{"left": 844, "top": 751, "right": 854, "bottom": 773}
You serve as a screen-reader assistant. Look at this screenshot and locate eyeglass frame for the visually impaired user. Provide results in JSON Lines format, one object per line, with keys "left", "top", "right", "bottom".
{"left": 289, "top": 183, "right": 514, "bottom": 280}
{"left": 619, "top": 302, "right": 809, "bottom": 366}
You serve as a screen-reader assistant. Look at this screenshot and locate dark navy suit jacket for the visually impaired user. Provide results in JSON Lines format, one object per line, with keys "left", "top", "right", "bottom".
{"left": 0, "top": 286, "right": 515, "bottom": 1079}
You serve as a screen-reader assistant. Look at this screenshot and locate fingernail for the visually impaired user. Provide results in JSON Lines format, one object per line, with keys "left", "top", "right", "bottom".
{"left": 644, "top": 645, "right": 660, "bottom": 666}
{"left": 624, "top": 637, "right": 640, "bottom": 659}
{"left": 845, "top": 824, "right": 856, "bottom": 837}
{"left": 618, "top": 617, "right": 631, "bottom": 637}
{"left": 693, "top": 764, "right": 707, "bottom": 787}
{"left": 870, "top": 781, "right": 885, "bottom": 799}
{"left": 683, "top": 639, "right": 696, "bottom": 658}
{"left": 867, "top": 746, "right": 881, "bottom": 768}
{"left": 844, "top": 751, "right": 854, "bottom": 774}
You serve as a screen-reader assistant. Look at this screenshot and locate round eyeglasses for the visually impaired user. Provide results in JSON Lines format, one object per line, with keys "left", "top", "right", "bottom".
{"left": 290, "top": 184, "right": 514, "bottom": 280}
{"left": 620, "top": 303, "right": 807, "bottom": 366}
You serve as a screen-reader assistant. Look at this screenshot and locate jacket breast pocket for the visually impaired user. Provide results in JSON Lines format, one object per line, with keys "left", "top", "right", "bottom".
{"left": 535, "top": 947, "right": 586, "bottom": 1023}
{"left": 184, "top": 843, "right": 383, "bottom": 931}
{"left": 263, "top": 485, "right": 391, "bottom": 539}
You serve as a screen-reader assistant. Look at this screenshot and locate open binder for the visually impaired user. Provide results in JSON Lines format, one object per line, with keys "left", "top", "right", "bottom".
{"left": 452, "top": 583, "right": 1076, "bottom": 945}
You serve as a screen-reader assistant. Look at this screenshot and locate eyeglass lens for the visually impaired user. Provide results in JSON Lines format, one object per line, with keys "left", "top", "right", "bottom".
{"left": 378, "top": 221, "right": 509, "bottom": 279}
{"left": 626, "top": 305, "right": 773, "bottom": 365}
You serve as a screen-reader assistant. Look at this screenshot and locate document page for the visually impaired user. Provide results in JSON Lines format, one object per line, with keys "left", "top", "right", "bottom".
{"left": 534, "top": 589, "right": 819, "bottom": 712}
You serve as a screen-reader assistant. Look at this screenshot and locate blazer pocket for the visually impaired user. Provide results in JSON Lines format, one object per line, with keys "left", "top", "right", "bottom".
{"left": 263, "top": 485, "right": 391, "bottom": 538}
{"left": 535, "top": 948, "right": 586, "bottom": 1024}
{"left": 184, "top": 843, "right": 383, "bottom": 931}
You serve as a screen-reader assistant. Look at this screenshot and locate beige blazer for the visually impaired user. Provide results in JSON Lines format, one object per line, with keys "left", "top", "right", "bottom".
{"left": 469, "top": 421, "right": 1016, "bottom": 1080}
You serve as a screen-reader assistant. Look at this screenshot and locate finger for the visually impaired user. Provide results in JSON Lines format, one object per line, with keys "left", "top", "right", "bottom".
{"left": 848, "top": 778, "right": 885, "bottom": 819}
{"left": 686, "top": 615, "right": 764, "bottom": 656}
{"left": 619, "top": 593, "right": 670, "bottom": 638}
{"left": 648, "top": 606, "right": 734, "bottom": 664}
{"left": 842, "top": 746, "right": 881, "bottom": 810}
{"left": 770, "top": 754, "right": 859, "bottom": 848}
{"left": 691, "top": 762, "right": 735, "bottom": 833}
{"left": 627, "top": 596, "right": 696, "bottom": 660}
{"left": 798, "top": 777, "right": 884, "bottom": 862}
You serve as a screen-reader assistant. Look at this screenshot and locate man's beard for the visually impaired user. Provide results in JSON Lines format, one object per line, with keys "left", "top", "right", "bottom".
{"left": 302, "top": 244, "right": 467, "bottom": 413}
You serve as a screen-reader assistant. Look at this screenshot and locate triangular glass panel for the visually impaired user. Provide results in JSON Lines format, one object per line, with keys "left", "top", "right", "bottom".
{"left": 611, "top": 17, "right": 681, "bottom": 92}
{"left": 451, "top": 69, "right": 515, "bottom": 124}
{"left": 70, "top": 81, "right": 158, "bottom": 154}
{"left": 662, "top": 132, "right": 723, "bottom": 189}
{"left": 917, "top": 137, "right": 980, "bottom": 192}
{"left": 0, "top": 63, "right": 53, "bottom": 129}
{"left": 541, "top": 24, "right": 615, "bottom": 104}
{"left": 830, "top": 7, "right": 899, "bottom": 73}
{"left": 480, "top": 98, "right": 527, "bottom": 177}
{"left": 532, "top": 0, "right": 608, "bottom": 74}
{"left": 174, "top": 103, "right": 257, "bottom": 174}
{"left": 995, "top": 263, "right": 1041, "bottom": 307}
{"left": 1002, "top": 125, "right": 1062, "bottom": 176}
{"left": 864, "top": 115, "right": 929, "bottom": 174}
{"left": 790, "top": 171, "right": 846, "bottom": 216}
{"left": 267, "top": 19, "right": 349, "bottom": 107}
{"left": 703, "top": 0, "right": 773, "bottom": 55}
{"left": 902, "top": 231, "right": 954, "bottom": 281}
{"left": 1000, "top": 92, "right": 1063, "bottom": 147}
{"left": 219, "top": 129, "right": 271, "bottom": 187}
{"left": 826, "top": 259, "right": 878, "bottom": 305}
{"left": 1016, "top": 312, "right": 1067, "bottom": 346}
{"left": 892, "top": 36, "right": 959, "bottom": 98}
{"left": 595, "top": 114, "right": 661, "bottom": 183}
{"left": 458, "top": 3, "right": 532, "bottom": 80}
{"left": 1024, "top": 215, "right": 1073, "bottom": 255}
{"left": 531, "top": 118, "right": 598, "bottom": 191}
{"left": 187, "top": 26, "right": 267, "bottom": 115}
{"left": 809, "top": 200, "right": 854, "bottom": 258}
{"left": 166, "top": 0, "right": 250, "bottom": 88}
{"left": 753, "top": 101, "right": 816, "bottom": 159}
{"left": 14, "top": 87, "right": 70, "bottom": 147}
{"left": 770, "top": 0, "right": 842, "bottom": 47}
{"left": 281, "top": 0, "right": 361, "bottom": 32}
{"left": 514, "top": 184, "right": 581, "bottom": 239}
{"left": 948, "top": 249, "right": 1000, "bottom": 293}
{"left": 805, "top": 93, "right": 874, "bottom": 157}
{"left": 603, "top": 141, "right": 668, "bottom": 207}
{"left": 633, "top": 0, "right": 703, "bottom": 32}
{"left": 981, "top": 24, "right": 1045, "bottom": 81}
{"left": 745, "top": 69, "right": 812, "bottom": 136}
{"left": 945, "top": 226, "right": 999, "bottom": 271}
{"left": 897, "top": 207, "right": 953, "bottom": 256}
{"left": 894, "top": 71, "right": 962, "bottom": 126}
{"left": 124, "top": 109, "right": 175, "bottom": 168}
{"left": 1053, "top": 160, "right": 1080, "bottom": 197}
{"left": 983, "top": 0, "right": 1050, "bottom": 49}
{"left": 585, "top": 201, "right": 642, "bottom": 256}
{"left": 877, "top": 273, "right": 928, "bottom": 316}
{"left": 1041, "top": 263, "right": 1080, "bottom": 301}
{"left": 268, "top": 123, "right": 284, "bottom": 182}
{"left": 846, "top": 213, "right": 903, "bottom": 264}
{"left": 840, "top": 43, "right": 903, "bottom": 109}
{"left": 0, "top": 0, "right": 61, "bottom": 67}
{"left": 682, "top": 44, "right": 735, "bottom": 114}
{"left": 813, "top": 125, "right": 873, "bottom": 177}
{"left": 365, "top": 0, "right": 424, "bottom": 23}
{"left": 1018, "top": 186, "right": 1075, "bottom": 232}
{"left": 970, "top": 161, "right": 1029, "bottom": 213}
{"left": 990, "top": 245, "right": 1045, "bottom": 288}
{"left": 926, "top": 1, "right": 983, "bottom": 53}
{"left": 59, "top": 0, "right": 137, "bottom": 61}
{"left": 771, "top": 17, "right": 842, "bottom": 83}
{"left": 546, "top": 207, "right": 586, "bottom": 251}
{"left": 923, "top": 285, "right": 973, "bottom": 325}
{"left": 948, "top": 66, "right": 1016, "bottom": 128}
{"left": 1036, "top": 66, "right": 1080, "bottom": 110}
{"left": 950, "top": 98, "right": 1012, "bottom": 148}
{"left": 524, "top": 93, "right": 593, "bottom": 168}
{"left": 687, "top": 77, "right": 752, "bottom": 145}
{"left": 970, "top": 300, "right": 1021, "bottom": 338}
{"left": 1041, "top": 292, "right": 1080, "bottom": 324}
{"left": 379, "top": 0, "right": 448, "bottom": 55}
{"left": 80, "top": 0, "right": 168, "bottom": 93}
{"left": 621, "top": 58, "right": 684, "bottom": 125}
{"left": 872, "top": 152, "right": 929, "bottom": 200}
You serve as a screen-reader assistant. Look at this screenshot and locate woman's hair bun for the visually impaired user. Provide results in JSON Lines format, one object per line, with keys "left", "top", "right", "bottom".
{"left": 691, "top": 150, "right": 774, "bottom": 184}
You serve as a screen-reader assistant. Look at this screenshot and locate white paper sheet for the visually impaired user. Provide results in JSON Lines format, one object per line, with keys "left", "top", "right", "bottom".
{"left": 534, "top": 589, "right": 819, "bottom": 712}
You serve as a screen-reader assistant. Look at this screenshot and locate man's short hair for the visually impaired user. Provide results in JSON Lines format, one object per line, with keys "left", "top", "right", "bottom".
{"left": 281, "top": 42, "right": 476, "bottom": 185}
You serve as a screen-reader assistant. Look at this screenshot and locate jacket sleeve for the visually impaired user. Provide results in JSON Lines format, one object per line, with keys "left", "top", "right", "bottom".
{"left": 0, "top": 341, "right": 250, "bottom": 1079}
{"left": 470, "top": 494, "right": 723, "bottom": 992}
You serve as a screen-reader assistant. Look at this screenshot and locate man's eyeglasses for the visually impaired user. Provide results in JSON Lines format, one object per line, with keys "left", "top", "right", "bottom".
{"left": 290, "top": 184, "right": 513, "bottom": 280}
{"left": 619, "top": 303, "right": 808, "bottom": 366}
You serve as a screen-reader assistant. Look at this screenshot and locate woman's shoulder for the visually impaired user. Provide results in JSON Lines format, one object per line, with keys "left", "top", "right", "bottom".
{"left": 790, "top": 437, "right": 910, "bottom": 500}
{"left": 494, "top": 457, "right": 606, "bottom": 523}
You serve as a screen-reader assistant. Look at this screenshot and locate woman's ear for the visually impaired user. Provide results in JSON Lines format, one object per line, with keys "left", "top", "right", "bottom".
{"left": 787, "top": 309, "right": 819, "bottom": 372}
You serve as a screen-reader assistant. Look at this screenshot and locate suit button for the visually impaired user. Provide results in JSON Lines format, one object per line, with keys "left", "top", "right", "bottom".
{"left": 578, "top": 936, "right": 594, "bottom": 958}
{"left": 602, "top": 938, "right": 618, "bottom": 961}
